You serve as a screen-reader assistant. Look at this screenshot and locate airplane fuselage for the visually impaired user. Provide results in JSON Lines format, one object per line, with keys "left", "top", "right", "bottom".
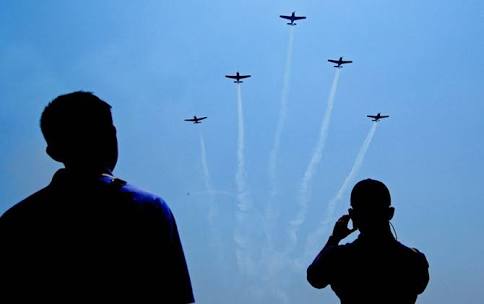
{"left": 185, "top": 115, "right": 207, "bottom": 124}
{"left": 367, "top": 113, "right": 389, "bottom": 122}
{"left": 280, "top": 11, "right": 305, "bottom": 26}
{"left": 329, "top": 56, "right": 352, "bottom": 68}
{"left": 226, "top": 72, "right": 250, "bottom": 83}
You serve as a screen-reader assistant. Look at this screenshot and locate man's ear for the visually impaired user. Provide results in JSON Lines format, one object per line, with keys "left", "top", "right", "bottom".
{"left": 388, "top": 206, "right": 395, "bottom": 221}
{"left": 46, "top": 145, "right": 65, "bottom": 163}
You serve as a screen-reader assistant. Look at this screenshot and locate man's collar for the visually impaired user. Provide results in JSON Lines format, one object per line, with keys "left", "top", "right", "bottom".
{"left": 357, "top": 231, "right": 397, "bottom": 244}
{"left": 51, "top": 168, "right": 114, "bottom": 185}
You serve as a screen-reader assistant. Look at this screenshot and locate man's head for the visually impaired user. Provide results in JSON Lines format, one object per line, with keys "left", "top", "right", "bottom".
{"left": 348, "top": 179, "right": 394, "bottom": 234}
{"left": 40, "top": 91, "right": 118, "bottom": 172}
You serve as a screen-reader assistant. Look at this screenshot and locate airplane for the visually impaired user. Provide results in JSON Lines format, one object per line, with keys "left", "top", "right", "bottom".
{"left": 184, "top": 115, "right": 207, "bottom": 124}
{"left": 328, "top": 57, "right": 353, "bottom": 68}
{"left": 279, "top": 11, "right": 306, "bottom": 26}
{"left": 367, "top": 113, "right": 389, "bottom": 122}
{"left": 225, "top": 72, "right": 251, "bottom": 83}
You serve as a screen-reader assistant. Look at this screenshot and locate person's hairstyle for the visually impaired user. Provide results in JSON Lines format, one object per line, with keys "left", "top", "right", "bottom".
{"left": 350, "top": 178, "right": 391, "bottom": 210}
{"left": 40, "top": 91, "right": 113, "bottom": 149}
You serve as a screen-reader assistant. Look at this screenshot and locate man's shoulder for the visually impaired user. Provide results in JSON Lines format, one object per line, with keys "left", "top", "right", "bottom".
{"left": 338, "top": 237, "right": 427, "bottom": 262}
{"left": 0, "top": 186, "right": 51, "bottom": 222}
{"left": 112, "top": 178, "right": 173, "bottom": 217}
{"left": 395, "top": 241, "right": 429, "bottom": 266}
{"left": 116, "top": 180, "right": 166, "bottom": 206}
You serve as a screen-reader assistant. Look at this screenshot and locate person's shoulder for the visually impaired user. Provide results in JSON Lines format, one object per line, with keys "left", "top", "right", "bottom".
{"left": 395, "top": 241, "right": 429, "bottom": 267}
{"left": 116, "top": 179, "right": 172, "bottom": 214}
{"left": 119, "top": 180, "right": 163, "bottom": 203}
{"left": 0, "top": 186, "right": 51, "bottom": 222}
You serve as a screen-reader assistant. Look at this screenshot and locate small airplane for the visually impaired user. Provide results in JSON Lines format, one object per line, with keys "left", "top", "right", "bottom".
{"left": 184, "top": 115, "right": 207, "bottom": 124}
{"left": 225, "top": 72, "right": 251, "bottom": 83}
{"left": 279, "top": 12, "right": 306, "bottom": 26}
{"left": 367, "top": 113, "right": 389, "bottom": 122}
{"left": 328, "top": 57, "right": 353, "bottom": 68}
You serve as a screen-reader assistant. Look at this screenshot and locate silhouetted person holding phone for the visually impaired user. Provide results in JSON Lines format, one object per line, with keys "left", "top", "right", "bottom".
{"left": 0, "top": 91, "right": 194, "bottom": 303}
{"left": 307, "top": 179, "right": 429, "bottom": 303}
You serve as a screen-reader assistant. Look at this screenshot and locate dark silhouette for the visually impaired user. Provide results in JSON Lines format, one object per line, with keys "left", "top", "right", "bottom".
{"left": 184, "top": 115, "right": 207, "bottom": 124}
{"left": 307, "top": 179, "right": 429, "bottom": 303}
{"left": 328, "top": 56, "right": 353, "bottom": 68}
{"left": 225, "top": 71, "right": 251, "bottom": 83}
{"left": 0, "top": 92, "right": 194, "bottom": 303}
{"left": 279, "top": 11, "right": 306, "bottom": 26}
{"left": 367, "top": 112, "right": 390, "bottom": 122}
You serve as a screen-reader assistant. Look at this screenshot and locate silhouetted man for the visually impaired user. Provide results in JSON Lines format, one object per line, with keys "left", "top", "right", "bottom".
{"left": 0, "top": 91, "right": 194, "bottom": 303}
{"left": 307, "top": 179, "right": 429, "bottom": 303}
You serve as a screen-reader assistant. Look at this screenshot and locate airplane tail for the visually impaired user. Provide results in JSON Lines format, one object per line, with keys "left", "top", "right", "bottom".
{"left": 235, "top": 80, "right": 243, "bottom": 84}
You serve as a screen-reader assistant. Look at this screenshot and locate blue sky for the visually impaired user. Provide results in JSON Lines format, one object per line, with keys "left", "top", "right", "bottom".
{"left": 1, "top": 1, "right": 483, "bottom": 303}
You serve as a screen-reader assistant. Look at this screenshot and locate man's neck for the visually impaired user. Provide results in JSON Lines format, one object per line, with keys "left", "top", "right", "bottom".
{"left": 359, "top": 225, "right": 395, "bottom": 241}
{"left": 63, "top": 165, "right": 113, "bottom": 177}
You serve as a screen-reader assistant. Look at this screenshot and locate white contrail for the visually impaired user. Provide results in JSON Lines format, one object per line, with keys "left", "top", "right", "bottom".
{"left": 199, "top": 132, "right": 228, "bottom": 266}
{"left": 268, "top": 26, "right": 295, "bottom": 198}
{"left": 235, "top": 84, "right": 249, "bottom": 212}
{"left": 199, "top": 132, "right": 216, "bottom": 224}
{"left": 326, "top": 122, "right": 378, "bottom": 221}
{"left": 287, "top": 69, "right": 341, "bottom": 249}
{"left": 303, "top": 122, "right": 378, "bottom": 261}
{"left": 233, "top": 84, "right": 255, "bottom": 276}
{"left": 265, "top": 26, "right": 295, "bottom": 247}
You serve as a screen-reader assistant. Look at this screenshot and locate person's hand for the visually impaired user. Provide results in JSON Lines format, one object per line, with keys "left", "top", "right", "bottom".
{"left": 331, "top": 215, "right": 356, "bottom": 242}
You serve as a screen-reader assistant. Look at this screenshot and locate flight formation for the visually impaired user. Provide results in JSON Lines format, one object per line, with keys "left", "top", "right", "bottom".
{"left": 185, "top": 11, "right": 389, "bottom": 124}
{"left": 183, "top": 12, "right": 393, "bottom": 300}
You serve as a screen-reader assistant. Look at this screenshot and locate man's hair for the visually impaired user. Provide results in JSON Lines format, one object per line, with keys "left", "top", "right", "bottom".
{"left": 350, "top": 178, "right": 391, "bottom": 210}
{"left": 40, "top": 91, "right": 112, "bottom": 148}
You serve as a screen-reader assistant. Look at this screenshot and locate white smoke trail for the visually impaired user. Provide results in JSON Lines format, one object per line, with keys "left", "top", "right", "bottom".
{"left": 302, "top": 122, "right": 378, "bottom": 262}
{"left": 199, "top": 132, "right": 229, "bottom": 270}
{"left": 235, "top": 84, "right": 249, "bottom": 212}
{"left": 268, "top": 26, "right": 295, "bottom": 198}
{"left": 265, "top": 26, "right": 295, "bottom": 248}
{"left": 325, "top": 122, "right": 378, "bottom": 221}
{"left": 287, "top": 69, "right": 341, "bottom": 249}
{"left": 199, "top": 132, "right": 216, "bottom": 224}
{"left": 233, "top": 84, "right": 255, "bottom": 275}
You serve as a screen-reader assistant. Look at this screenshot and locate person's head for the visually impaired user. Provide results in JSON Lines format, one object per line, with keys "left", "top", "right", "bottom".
{"left": 348, "top": 178, "right": 394, "bottom": 234}
{"left": 40, "top": 91, "right": 118, "bottom": 173}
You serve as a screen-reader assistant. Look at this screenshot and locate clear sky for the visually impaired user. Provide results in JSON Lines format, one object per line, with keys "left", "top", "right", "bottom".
{"left": 1, "top": 1, "right": 483, "bottom": 303}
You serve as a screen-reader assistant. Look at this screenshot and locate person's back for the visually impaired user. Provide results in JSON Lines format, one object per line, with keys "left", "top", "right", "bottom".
{"left": 0, "top": 92, "right": 194, "bottom": 302}
{"left": 307, "top": 179, "right": 429, "bottom": 304}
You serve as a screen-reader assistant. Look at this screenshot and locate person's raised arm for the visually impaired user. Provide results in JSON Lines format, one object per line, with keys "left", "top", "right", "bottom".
{"left": 307, "top": 215, "right": 356, "bottom": 288}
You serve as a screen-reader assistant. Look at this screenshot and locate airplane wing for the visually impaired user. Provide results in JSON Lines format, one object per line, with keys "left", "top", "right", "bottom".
{"left": 225, "top": 75, "right": 237, "bottom": 79}
{"left": 279, "top": 15, "right": 292, "bottom": 20}
{"left": 380, "top": 115, "right": 389, "bottom": 118}
{"left": 293, "top": 16, "right": 306, "bottom": 20}
{"left": 341, "top": 60, "right": 353, "bottom": 64}
{"left": 198, "top": 116, "right": 207, "bottom": 120}
{"left": 238, "top": 75, "right": 251, "bottom": 79}
{"left": 328, "top": 59, "right": 338, "bottom": 64}
{"left": 367, "top": 115, "right": 377, "bottom": 119}
{"left": 184, "top": 118, "right": 196, "bottom": 122}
